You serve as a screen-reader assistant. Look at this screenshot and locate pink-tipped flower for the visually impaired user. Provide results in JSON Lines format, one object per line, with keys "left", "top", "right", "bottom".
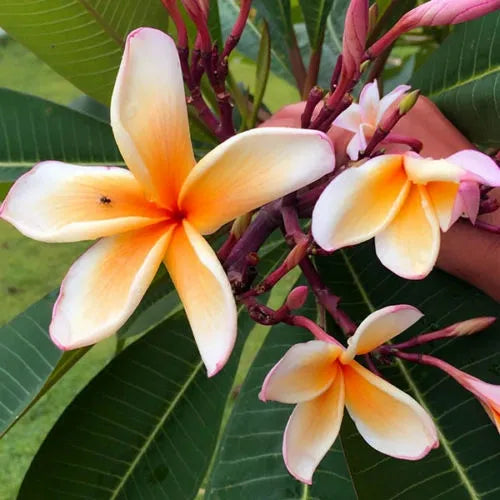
{"left": 312, "top": 150, "right": 500, "bottom": 279}
{"left": 431, "top": 360, "right": 500, "bottom": 432}
{"left": 259, "top": 305, "right": 437, "bottom": 484}
{"left": 369, "top": 0, "right": 500, "bottom": 57}
{"left": 341, "top": 0, "right": 369, "bottom": 83}
{"left": 0, "top": 28, "right": 335, "bottom": 377}
{"left": 333, "top": 80, "right": 410, "bottom": 160}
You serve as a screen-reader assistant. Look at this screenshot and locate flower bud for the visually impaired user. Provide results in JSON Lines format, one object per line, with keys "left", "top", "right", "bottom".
{"left": 398, "top": 89, "right": 420, "bottom": 115}
{"left": 286, "top": 286, "right": 309, "bottom": 311}
{"left": 341, "top": 0, "right": 369, "bottom": 81}
{"left": 447, "top": 316, "right": 496, "bottom": 337}
{"left": 369, "top": 0, "right": 500, "bottom": 58}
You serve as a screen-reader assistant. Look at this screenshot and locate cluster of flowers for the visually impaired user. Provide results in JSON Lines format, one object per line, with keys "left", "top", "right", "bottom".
{"left": 1, "top": 0, "right": 499, "bottom": 485}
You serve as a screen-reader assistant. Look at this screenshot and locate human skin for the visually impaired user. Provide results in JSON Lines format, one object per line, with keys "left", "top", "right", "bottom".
{"left": 262, "top": 97, "right": 500, "bottom": 301}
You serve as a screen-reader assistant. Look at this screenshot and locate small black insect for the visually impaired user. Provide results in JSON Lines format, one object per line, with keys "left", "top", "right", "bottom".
{"left": 100, "top": 195, "right": 112, "bottom": 205}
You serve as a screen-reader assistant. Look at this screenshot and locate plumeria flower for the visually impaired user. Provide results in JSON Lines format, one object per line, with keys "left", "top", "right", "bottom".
{"left": 0, "top": 28, "right": 334, "bottom": 376}
{"left": 259, "top": 305, "right": 438, "bottom": 484}
{"left": 312, "top": 150, "right": 500, "bottom": 279}
{"left": 333, "top": 81, "right": 410, "bottom": 160}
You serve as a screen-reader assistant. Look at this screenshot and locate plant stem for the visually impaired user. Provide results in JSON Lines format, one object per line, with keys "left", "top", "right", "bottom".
{"left": 474, "top": 220, "right": 500, "bottom": 234}
{"left": 299, "top": 258, "right": 357, "bottom": 337}
{"left": 302, "top": 45, "right": 323, "bottom": 99}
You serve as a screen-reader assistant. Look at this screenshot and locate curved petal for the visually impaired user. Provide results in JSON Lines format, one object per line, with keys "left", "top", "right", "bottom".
{"left": 111, "top": 28, "right": 195, "bottom": 208}
{"left": 377, "top": 84, "right": 411, "bottom": 122}
{"left": 333, "top": 102, "right": 363, "bottom": 132}
{"left": 375, "top": 184, "right": 440, "bottom": 279}
{"left": 50, "top": 223, "right": 173, "bottom": 350}
{"left": 359, "top": 81, "right": 380, "bottom": 125}
{"left": 283, "top": 366, "right": 345, "bottom": 484}
{"left": 312, "top": 155, "right": 410, "bottom": 251}
{"left": 404, "top": 155, "right": 464, "bottom": 184}
{"left": 341, "top": 305, "right": 423, "bottom": 363}
{"left": 180, "top": 128, "right": 335, "bottom": 234}
{"left": 0, "top": 162, "right": 167, "bottom": 242}
{"left": 426, "top": 181, "right": 460, "bottom": 232}
{"left": 447, "top": 150, "right": 500, "bottom": 186}
{"left": 259, "top": 341, "right": 341, "bottom": 404}
{"left": 343, "top": 361, "right": 438, "bottom": 460}
{"left": 164, "top": 220, "right": 236, "bottom": 376}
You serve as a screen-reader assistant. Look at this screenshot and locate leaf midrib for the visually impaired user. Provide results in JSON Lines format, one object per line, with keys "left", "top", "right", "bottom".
{"left": 426, "top": 65, "right": 500, "bottom": 99}
{"left": 340, "top": 250, "right": 480, "bottom": 500}
{"left": 110, "top": 359, "right": 204, "bottom": 499}
{"left": 77, "top": 0, "right": 124, "bottom": 47}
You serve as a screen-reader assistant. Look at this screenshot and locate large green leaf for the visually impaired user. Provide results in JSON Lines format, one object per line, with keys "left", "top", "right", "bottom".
{"left": 0, "top": 88, "right": 122, "bottom": 183}
{"left": 412, "top": 11, "right": 500, "bottom": 147}
{"left": 299, "top": 0, "right": 335, "bottom": 50}
{"left": 206, "top": 292, "right": 357, "bottom": 499}
{"left": 0, "top": 0, "right": 168, "bottom": 104}
{"left": 316, "top": 243, "right": 500, "bottom": 498}
{"left": 19, "top": 242, "right": 289, "bottom": 499}
{"left": 0, "top": 271, "right": 180, "bottom": 438}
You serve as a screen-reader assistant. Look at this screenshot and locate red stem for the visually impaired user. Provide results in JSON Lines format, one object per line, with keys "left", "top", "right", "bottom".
{"left": 474, "top": 220, "right": 500, "bottom": 234}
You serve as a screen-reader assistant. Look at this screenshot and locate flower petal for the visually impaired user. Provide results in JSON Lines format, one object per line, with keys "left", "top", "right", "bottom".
{"left": 259, "top": 341, "right": 341, "bottom": 404}
{"left": 333, "top": 102, "right": 363, "bottom": 132}
{"left": 341, "top": 305, "right": 423, "bottom": 363}
{"left": 377, "top": 84, "right": 411, "bottom": 122}
{"left": 179, "top": 128, "right": 335, "bottom": 234}
{"left": 283, "top": 366, "right": 345, "bottom": 484}
{"left": 50, "top": 223, "right": 173, "bottom": 350}
{"left": 0, "top": 162, "right": 167, "bottom": 242}
{"left": 446, "top": 150, "right": 500, "bottom": 186}
{"left": 403, "top": 154, "right": 464, "bottom": 184}
{"left": 359, "top": 81, "right": 380, "bottom": 124}
{"left": 343, "top": 361, "right": 438, "bottom": 459}
{"left": 164, "top": 220, "right": 236, "bottom": 376}
{"left": 111, "top": 28, "right": 195, "bottom": 208}
{"left": 312, "top": 155, "right": 410, "bottom": 251}
{"left": 460, "top": 181, "right": 481, "bottom": 224}
{"left": 426, "top": 181, "right": 460, "bottom": 231}
{"left": 375, "top": 184, "right": 440, "bottom": 279}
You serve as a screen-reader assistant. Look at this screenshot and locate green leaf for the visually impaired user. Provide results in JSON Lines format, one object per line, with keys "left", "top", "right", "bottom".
{"left": 0, "top": 292, "right": 68, "bottom": 437}
{"left": 18, "top": 243, "right": 289, "bottom": 499}
{"left": 296, "top": 0, "right": 349, "bottom": 88}
{"left": 218, "top": 0, "right": 295, "bottom": 84}
{"left": 253, "top": 0, "right": 294, "bottom": 47}
{"left": 0, "top": 88, "right": 123, "bottom": 183}
{"left": 0, "top": 264, "right": 181, "bottom": 438}
{"left": 316, "top": 243, "right": 500, "bottom": 498}
{"left": 208, "top": 0, "right": 224, "bottom": 49}
{"left": 411, "top": 11, "right": 500, "bottom": 147}
{"left": 206, "top": 292, "right": 357, "bottom": 498}
{"left": 299, "top": 0, "right": 334, "bottom": 50}
{"left": 248, "top": 21, "right": 271, "bottom": 128}
{"left": 0, "top": 0, "right": 168, "bottom": 104}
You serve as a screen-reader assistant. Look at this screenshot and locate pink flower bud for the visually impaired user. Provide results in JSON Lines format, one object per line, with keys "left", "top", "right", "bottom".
{"left": 446, "top": 316, "right": 496, "bottom": 337}
{"left": 369, "top": 0, "right": 500, "bottom": 57}
{"left": 286, "top": 286, "right": 309, "bottom": 311}
{"left": 341, "top": 0, "right": 369, "bottom": 81}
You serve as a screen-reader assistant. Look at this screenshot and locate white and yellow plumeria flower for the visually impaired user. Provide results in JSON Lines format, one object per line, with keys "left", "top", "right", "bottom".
{"left": 0, "top": 28, "right": 335, "bottom": 376}
{"left": 259, "top": 305, "right": 438, "bottom": 484}
{"left": 312, "top": 151, "right": 500, "bottom": 279}
{"left": 333, "top": 81, "right": 410, "bottom": 160}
